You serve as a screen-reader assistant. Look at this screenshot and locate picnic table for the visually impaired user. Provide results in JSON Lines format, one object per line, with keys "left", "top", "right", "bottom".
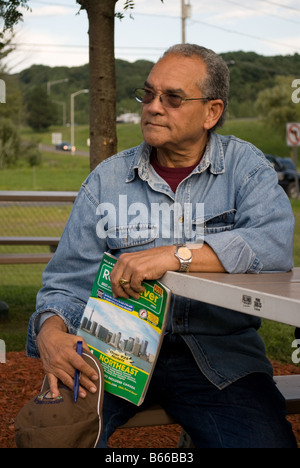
{"left": 162, "top": 269, "right": 300, "bottom": 328}
{"left": 122, "top": 269, "right": 300, "bottom": 446}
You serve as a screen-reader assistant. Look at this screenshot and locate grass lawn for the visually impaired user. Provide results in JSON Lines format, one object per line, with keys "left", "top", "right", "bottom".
{"left": 0, "top": 151, "right": 90, "bottom": 191}
{"left": 1, "top": 119, "right": 297, "bottom": 191}
{"left": 0, "top": 124, "right": 144, "bottom": 191}
{"left": 0, "top": 119, "right": 299, "bottom": 364}
{"left": 21, "top": 118, "right": 293, "bottom": 157}
{"left": 218, "top": 119, "right": 292, "bottom": 158}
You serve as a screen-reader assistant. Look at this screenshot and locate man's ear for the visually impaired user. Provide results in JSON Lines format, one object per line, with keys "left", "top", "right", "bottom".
{"left": 203, "top": 100, "right": 224, "bottom": 131}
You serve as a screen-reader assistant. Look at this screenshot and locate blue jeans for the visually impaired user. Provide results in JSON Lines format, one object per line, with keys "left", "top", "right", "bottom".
{"left": 98, "top": 335, "right": 297, "bottom": 448}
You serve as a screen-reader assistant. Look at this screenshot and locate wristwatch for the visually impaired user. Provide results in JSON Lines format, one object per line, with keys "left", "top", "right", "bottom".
{"left": 174, "top": 245, "right": 193, "bottom": 273}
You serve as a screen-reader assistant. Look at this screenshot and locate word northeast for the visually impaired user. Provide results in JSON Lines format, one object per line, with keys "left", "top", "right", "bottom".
{"left": 96, "top": 196, "right": 205, "bottom": 242}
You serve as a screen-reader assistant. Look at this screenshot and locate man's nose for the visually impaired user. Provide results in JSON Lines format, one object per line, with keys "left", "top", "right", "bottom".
{"left": 147, "top": 94, "right": 165, "bottom": 113}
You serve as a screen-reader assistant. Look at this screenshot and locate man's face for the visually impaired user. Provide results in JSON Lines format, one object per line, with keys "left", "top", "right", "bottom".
{"left": 141, "top": 54, "right": 213, "bottom": 154}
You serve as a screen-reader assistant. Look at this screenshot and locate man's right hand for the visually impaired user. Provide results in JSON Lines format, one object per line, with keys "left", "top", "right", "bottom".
{"left": 37, "top": 315, "right": 99, "bottom": 399}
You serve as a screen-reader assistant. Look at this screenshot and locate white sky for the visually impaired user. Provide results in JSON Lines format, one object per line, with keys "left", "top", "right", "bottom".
{"left": 4, "top": 0, "right": 300, "bottom": 73}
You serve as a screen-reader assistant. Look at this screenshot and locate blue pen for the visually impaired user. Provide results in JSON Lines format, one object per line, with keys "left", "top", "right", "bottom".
{"left": 74, "top": 341, "right": 83, "bottom": 403}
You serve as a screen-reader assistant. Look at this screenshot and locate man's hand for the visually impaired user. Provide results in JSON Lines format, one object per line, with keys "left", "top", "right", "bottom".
{"left": 37, "top": 316, "right": 99, "bottom": 399}
{"left": 110, "top": 246, "right": 179, "bottom": 299}
{"left": 110, "top": 244, "right": 225, "bottom": 300}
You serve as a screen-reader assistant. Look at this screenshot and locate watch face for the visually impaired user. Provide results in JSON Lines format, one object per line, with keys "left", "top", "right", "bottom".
{"left": 178, "top": 246, "right": 192, "bottom": 261}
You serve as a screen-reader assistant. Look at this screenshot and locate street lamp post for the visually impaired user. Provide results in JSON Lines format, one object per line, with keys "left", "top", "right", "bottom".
{"left": 70, "top": 89, "right": 89, "bottom": 152}
{"left": 47, "top": 78, "right": 69, "bottom": 129}
{"left": 47, "top": 78, "right": 69, "bottom": 96}
{"left": 53, "top": 100, "right": 67, "bottom": 127}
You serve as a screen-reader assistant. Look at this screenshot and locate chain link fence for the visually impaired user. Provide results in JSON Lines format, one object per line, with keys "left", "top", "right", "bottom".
{"left": 0, "top": 197, "right": 73, "bottom": 289}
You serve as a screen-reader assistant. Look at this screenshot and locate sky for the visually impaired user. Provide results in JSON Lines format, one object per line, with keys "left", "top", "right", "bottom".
{"left": 3, "top": 0, "right": 300, "bottom": 73}
{"left": 84, "top": 298, "right": 160, "bottom": 356}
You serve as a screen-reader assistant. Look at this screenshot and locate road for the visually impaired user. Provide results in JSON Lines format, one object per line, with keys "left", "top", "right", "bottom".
{"left": 39, "top": 143, "right": 89, "bottom": 158}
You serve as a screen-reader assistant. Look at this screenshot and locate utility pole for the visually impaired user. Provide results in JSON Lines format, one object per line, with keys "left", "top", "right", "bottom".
{"left": 181, "top": 0, "right": 192, "bottom": 44}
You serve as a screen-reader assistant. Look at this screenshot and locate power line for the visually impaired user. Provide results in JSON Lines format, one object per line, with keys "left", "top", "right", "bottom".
{"left": 9, "top": 2, "right": 300, "bottom": 58}
{"left": 30, "top": 0, "right": 78, "bottom": 9}
{"left": 221, "top": 0, "right": 300, "bottom": 25}
{"left": 11, "top": 27, "right": 300, "bottom": 55}
{"left": 258, "top": 0, "right": 300, "bottom": 12}
{"left": 122, "top": 9, "right": 300, "bottom": 52}
{"left": 11, "top": 42, "right": 87, "bottom": 49}
{"left": 189, "top": 18, "right": 300, "bottom": 53}
{"left": 9, "top": 43, "right": 168, "bottom": 59}
{"left": 11, "top": 43, "right": 166, "bottom": 51}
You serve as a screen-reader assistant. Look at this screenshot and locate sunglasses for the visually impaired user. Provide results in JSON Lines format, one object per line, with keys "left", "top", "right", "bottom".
{"left": 134, "top": 88, "right": 211, "bottom": 109}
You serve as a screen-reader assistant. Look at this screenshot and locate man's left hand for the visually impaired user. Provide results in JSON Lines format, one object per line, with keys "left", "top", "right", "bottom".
{"left": 110, "top": 246, "right": 178, "bottom": 299}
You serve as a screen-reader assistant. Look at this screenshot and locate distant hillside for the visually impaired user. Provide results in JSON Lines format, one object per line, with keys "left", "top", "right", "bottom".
{"left": 220, "top": 51, "right": 300, "bottom": 117}
{"left": 12, "top": 51, "right": 300, "bottom": 122}
{"left": 15, "top": 59, "right": 154, "bottom": 123}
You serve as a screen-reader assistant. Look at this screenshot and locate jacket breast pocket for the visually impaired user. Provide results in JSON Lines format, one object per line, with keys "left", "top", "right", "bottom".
{"left": 106, "top": 224, "right": 158, "bottom": 253}
{"left": 203, "top": 210, "right": 236, "bottom": 234}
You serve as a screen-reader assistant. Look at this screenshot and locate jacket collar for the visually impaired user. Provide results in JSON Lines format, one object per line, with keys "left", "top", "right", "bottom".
{"left": 126, "top": 132, "right": 225, "bottom": 183}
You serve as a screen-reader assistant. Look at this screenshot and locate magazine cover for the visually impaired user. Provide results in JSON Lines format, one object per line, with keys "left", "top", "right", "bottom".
{"left": 77, "top": 252, "right": 171, "bottom": 406}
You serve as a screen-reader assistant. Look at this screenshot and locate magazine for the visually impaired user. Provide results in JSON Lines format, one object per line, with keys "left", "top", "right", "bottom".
{"left": 77, "top": 252, "right": 171, "bottom": 406}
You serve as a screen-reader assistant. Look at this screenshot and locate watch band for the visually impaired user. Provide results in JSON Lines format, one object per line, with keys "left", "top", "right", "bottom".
{"left": 178, "top": 262, "right": 191, "bottom": 273}
{"left": 175, "top": 245, "right": 193, "bottom": 273}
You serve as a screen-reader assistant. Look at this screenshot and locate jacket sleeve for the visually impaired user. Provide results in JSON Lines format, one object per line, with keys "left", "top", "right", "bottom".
{"left": 204, "top": 163, "right": 295, "bottom": 274}
{"left": 27, "top": 180, "right": 107, "bottom": 358}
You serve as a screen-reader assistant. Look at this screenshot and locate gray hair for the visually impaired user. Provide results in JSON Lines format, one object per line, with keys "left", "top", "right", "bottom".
{"left": 162, "top": 44, "right": 230, "bottom": 131}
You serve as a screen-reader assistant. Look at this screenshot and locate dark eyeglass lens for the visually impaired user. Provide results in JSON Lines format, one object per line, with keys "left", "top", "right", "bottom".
{"left": 135, "top": 90, "right": 182, "bottom": 108}
{"left": 142, "top": 91, "right": 153, "bottom": 104}
{"left": 164, "top": 95, "right": 182, "bottom": 108}
{"left": 135, "top": 90, "right": 152, "bottom": 104}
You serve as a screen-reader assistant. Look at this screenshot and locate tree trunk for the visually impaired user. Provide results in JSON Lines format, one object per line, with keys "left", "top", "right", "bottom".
{"left": 78, "top": 0, "right": 118, "bottom": 171}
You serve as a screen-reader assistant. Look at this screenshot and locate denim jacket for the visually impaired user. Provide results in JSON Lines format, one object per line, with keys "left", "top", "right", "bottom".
{"left": 27, "top": 133, "right": 295, "bottom": 389}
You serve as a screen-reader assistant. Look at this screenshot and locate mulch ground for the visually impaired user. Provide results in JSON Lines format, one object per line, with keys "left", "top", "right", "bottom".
{"left": 0, "top": 351, "right": 299, "bottom": 449}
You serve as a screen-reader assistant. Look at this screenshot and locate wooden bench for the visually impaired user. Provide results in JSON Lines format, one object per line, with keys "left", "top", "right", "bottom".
{"left": 0, "top": 191, "right": 77, "bottom": 265}
{"left": 120, "top": 375, "right": 300, "bottom": 447}
{"left": 120, "top": 405, "right": 175, "bottom": 429}
{"left": 0, "top": 253, "right": 55, "bottom": 265}
{"left": 274, "top": 375, "right": 300, "bottom": 415}
{"left": 121, "top": 375, "right": 300, "bottom": 428}
{"left": 0, "top": 237, "right": 60, "bottom": 264}
{"left": 0, "top": 190, "right": 78, "bottom": 203}
{"left": 0, "top": 237, "right": 61, "bottom": 247}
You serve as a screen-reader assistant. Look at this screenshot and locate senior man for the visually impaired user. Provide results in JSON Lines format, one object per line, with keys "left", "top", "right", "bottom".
{"left": 27, "top": 44, "right": 297, "bottom": 448}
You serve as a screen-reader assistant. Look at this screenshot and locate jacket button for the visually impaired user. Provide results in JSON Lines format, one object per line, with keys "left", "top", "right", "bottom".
{"left": 176, "top": 318, "right": 183, "bottom": 326}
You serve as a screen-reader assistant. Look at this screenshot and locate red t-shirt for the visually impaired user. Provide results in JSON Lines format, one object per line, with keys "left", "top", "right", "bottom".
{"left": 150, "top": 150, "right": 199, "bottom": 193}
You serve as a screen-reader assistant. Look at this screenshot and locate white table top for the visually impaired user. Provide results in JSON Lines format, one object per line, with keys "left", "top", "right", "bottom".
{"left": 162, "top": 269, "right": 300, "bottom": 328}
